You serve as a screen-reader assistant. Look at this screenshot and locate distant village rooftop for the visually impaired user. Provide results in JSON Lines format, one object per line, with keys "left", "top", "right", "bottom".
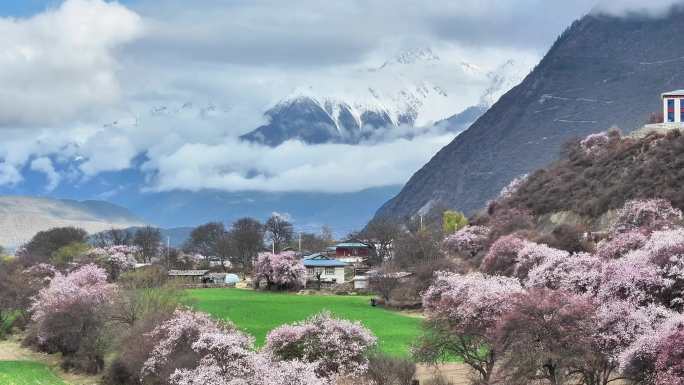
{"left": 303, "top": 254, "right": 348, "bottom": 267}
{"left": 168, "top": 270, "right": 209, "bottom": 277}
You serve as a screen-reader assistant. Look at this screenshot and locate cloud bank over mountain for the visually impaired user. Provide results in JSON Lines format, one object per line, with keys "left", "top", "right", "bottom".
{"left": 0, "top": 0, "right": 680, "bottom": 197}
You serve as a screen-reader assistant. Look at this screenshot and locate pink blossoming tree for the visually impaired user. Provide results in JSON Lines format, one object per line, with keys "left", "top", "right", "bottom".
{"left": 596, "top": 230, "right": 648, "bottom": 260}
{"left": 513, "top": 241, "right": 569, "bottom": 280}
{"left": 620, "top": 314, "right": 684, "bottom": 385}
{"left": 265, "top": 311, "right": 377, "bottom": 380}
{"left": 612, "top": 199, "right": 682, "bottom": 235}
{"left": 497, "top": 174, "right": 529, "bottom": 201}
{"left": 525, "top": 252, "right": 604, "bottom": 294}
{"left": 142, "top": 309, "right": 325, "bottom": 385}
{"left": 253, "top": 252, "right": 306, "bottom": 291}
{"left": 580, "top": 131, "right": 612, "bottom": 156}
{"left": 596, "top": 254, "right": 669, "bottom": 306}
{"left": 85, "top": 245, "right": 139, "bottom": 281}
{"left": 416, "top": 272, "right": 523, "bottom": 384}
{"left": 480, "top": 235, "right": 526, "bottom": 276}
{"left": 29, "top": 264, "right": 116, "bottom": 372}
{"left": 443, "top": 225, "right": 491, "bottom": 259}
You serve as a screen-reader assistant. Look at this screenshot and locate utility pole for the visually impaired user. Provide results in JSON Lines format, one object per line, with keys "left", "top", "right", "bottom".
{"left": 166, "top": 236, "right": 170, "bottom": 268}
{"left": 272, "top": 239, "right": 275, "bottom": 255}
{"left": 298, "top": 232, "right": 302, "bottom": 253}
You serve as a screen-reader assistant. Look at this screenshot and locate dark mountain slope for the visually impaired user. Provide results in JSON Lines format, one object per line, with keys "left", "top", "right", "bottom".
{"left": 374, "top": 10, "right": 684, "bottom": 221}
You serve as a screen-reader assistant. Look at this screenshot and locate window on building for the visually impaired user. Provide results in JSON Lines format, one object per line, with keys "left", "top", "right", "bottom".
{"left": 307, "top": 267, "right": 314, "bottom": 276}
{"left": 315, "top": 267, "right": 324, "bottom": 276}
{"left": 679, "top": 99, "right": 684, "bottom": 122}
{"left": 668, "top": 99, "right": 675, "bottom": 122}
{"left": 325, "top": 267, "right": 335, "bottom": 275}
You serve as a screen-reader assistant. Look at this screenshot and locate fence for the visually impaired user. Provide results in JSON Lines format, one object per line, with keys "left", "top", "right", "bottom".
{"left": 178, "top": 282, "right": 236, "bottom": 289}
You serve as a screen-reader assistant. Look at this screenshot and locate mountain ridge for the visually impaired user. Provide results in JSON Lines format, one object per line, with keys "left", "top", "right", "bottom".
{"left": 0, "top": 195, "right": 144, "bottom": 250}
{"left": 373, "top": 11, "right": 684, "bottom": 222}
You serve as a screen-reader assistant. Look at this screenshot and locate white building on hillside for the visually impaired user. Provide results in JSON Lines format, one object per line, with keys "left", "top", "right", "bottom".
{"left": 662, "top": 90, "right": 684, "bottom": 124}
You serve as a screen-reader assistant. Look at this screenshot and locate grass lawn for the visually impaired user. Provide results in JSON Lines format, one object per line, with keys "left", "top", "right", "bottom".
{"left": 0, "top": 361, "right": 67, "bottom": 385}
{"left": 186, "top": 288, "right": 423, "bottom": 357}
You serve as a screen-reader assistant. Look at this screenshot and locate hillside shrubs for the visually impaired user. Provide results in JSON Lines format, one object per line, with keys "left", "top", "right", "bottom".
{"left": 504, "top": 130, "right": 684, "bottom": 218}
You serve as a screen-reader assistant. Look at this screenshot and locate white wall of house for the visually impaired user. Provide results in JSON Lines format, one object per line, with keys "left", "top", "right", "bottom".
{"left": 306, "top": 266, "right": 346, "bottom": 283}
{"left": 663, "top": 96, "right": 684, "bottom": 123}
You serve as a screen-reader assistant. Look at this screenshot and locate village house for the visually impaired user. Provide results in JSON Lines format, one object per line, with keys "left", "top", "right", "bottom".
{"left": 303, "top": 254, "right": 348, "bottom": 285}
{"left": 330, "top": 241, "right": 376, "bottom": 264}
{"left": 167, "top": 269, "right": 210, "bottom": 283}
{"left": 662, "top": 90, "right": 684, "bottom": 125}
{"left": 633, "top": 90, "right": 684, "bottom": 139}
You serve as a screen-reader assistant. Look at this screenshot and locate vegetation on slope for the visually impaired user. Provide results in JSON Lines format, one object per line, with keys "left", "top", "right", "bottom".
{"left": 506, "top": 129, "right": 684, "bottom": 218}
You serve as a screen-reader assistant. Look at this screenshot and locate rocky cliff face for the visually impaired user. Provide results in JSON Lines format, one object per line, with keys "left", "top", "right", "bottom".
{"left": 374, "top": 10, "right": 684, "bottom": 221}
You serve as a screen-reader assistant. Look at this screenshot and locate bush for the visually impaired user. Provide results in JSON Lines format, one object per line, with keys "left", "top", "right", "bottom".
{"left": 119, "top": 265, "right": 168, "bottom": 289}
{"left": 365, "top": 353, "right": 416, "bottom": 385}
{"left": 104, "top": 311, "right": 174, "bottom": 385}
{"left": 265, "top": 311, "right": 377, "bottom": 379}
{"left": 535, "top": 224, "right": 592, "bottom": 253}
{"left": 27, "top": 264, "right": 114, "bottom": 373}
{"left": 505, "top": 131, "right": 684, "bottom": 219}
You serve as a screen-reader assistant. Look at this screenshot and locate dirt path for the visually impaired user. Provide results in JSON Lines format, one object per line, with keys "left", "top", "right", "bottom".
{"left": 0, "top": 335, "right": 100, "bottom": 385}
{"left": 415, "top": 363, "right": 474, "bottom": 385}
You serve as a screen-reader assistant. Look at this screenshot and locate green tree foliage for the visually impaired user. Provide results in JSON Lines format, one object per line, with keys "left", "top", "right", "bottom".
{"left": 442, "top": 210, "right": 468, "bottom": 234}
{"left": 50, "top": 242, "right": 91, "bottom": 267}
{"left": 19, "top": 227, "right": 88, "bottom": 264}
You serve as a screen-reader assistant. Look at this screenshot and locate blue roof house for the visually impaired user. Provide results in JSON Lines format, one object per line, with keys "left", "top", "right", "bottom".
{"left": 303, "top": 254, "right": 348, "bottom": 285}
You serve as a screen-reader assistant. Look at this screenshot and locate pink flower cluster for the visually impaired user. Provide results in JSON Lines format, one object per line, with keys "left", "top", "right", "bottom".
{"left": 612, "top": 199, "right": 683, "bottom": 234}
{"left": 265, "top": 312, "right": 377, "bottom": 380}
{"left": 443, "top": 226, "right": 491, "bottom": 258}
{"left": 596, "top": 230, "right": 648, "bottom": 260}
{"left": 142, "top": 309, "right": 227, "bottom": 376}
{"left": 29, "top": 264, "right": 115, "bottom": 339}
{"left": 254, "top": 252, "right": 306, "bottom": 289}
{"left": 423, "top": 272, "right": 523, "bottom": 336}
{"left": 22, "top": 263, "right": 57, "bottom": 285}
{"left": 498, "top": 174, "right": 528, "bottom": 200}
{"left": 143, "top": 309, "right": 327, "bottom": 385}
{"left": 580, "top": 131, "right": 611, "bottom": 156}
{"left": 526, "top": 252, "right": 603, "bottom": 294}
{"left": 514, "top": 241, "right": 569, "bottom": 280}
{"left": 480, "top": 235, "right": 526, "bottom": 276}
{"left": 619, "top": 314, "right": 684, "bottom": 385}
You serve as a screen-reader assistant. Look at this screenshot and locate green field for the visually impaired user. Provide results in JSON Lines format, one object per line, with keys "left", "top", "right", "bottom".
{"left": 186, "top": 288, "right": 422, "bottom": 356}
{"left": 0, "top": 361, "right": 66, "bottom": 385}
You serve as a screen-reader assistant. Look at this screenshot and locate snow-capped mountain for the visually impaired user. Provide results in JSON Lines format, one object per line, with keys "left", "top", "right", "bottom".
{"left": 241, "top": 48, "right": 529, "bottom": 146}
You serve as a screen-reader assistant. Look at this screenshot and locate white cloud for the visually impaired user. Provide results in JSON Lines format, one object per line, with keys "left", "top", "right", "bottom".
{"left": 30, "top": 157, "right": 61, "bottom": 191}
{"left": 0, "top": 0, "right": 143, "bottom": 127}
{"left": 4, "top": 0, "right": 682, "bottom": 197}
{"left": 141, "top": 134, "right": 455, "bottom": 193}
{"left": 593, "top": 0, "right": 684, "bottom": 17}
{"left": 0, "top": 163, "right": 22, "bottom": 186}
